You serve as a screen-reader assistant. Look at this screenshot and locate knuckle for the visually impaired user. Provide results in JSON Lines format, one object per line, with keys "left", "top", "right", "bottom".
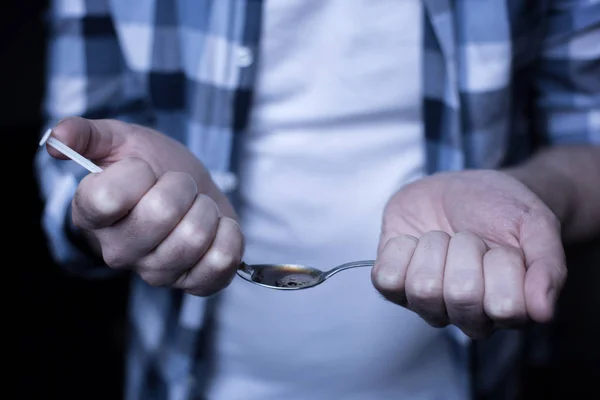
{"left": 445, "top": 280, "right": 482, "bottom": 306}
{"left": 73, "top": 185, "right": 119, "bottom": 228}
{"left": 372, "top": 265, "right": 403, "bottom": 293}
{"left": 206, "top": 249, "right": 239, "bottom": 276}
{"left": 486, "top": 297, "right": 526, "bottom": 322}
{"left": 102, "top": 248, "right": 130, "bottom": 270}
{"left": 137, "top": 257, "right": 158, "bottom": 272}
{"left": 180, "top": 220, "right": 213, "bottom": 250}
{"left": 406, "top": 276, "right": 443, "bottom": 302}
{"left": 146, "top": 193, "right": 180, "bottom": 224}
{"left": 87, "top": 184, "right": 126, "bottom": 221}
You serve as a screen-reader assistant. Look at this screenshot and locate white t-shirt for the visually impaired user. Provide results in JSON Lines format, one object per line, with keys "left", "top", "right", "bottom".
{"left": 206, "top": 1, "right": 468, "bottom": 399}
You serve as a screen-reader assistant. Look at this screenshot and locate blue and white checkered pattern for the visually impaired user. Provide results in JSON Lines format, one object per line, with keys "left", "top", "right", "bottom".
{"left": 35, "top": 0, "right": 600, "bottom": 399}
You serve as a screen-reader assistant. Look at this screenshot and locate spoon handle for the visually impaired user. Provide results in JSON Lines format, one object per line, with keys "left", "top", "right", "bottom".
{"left": 323, "top": 260, "right": 375, "bottom": 280}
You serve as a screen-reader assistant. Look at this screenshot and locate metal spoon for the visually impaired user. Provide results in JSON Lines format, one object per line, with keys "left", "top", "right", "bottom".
{"left": 236, "top": 260, "right": 375, "bottom": 290}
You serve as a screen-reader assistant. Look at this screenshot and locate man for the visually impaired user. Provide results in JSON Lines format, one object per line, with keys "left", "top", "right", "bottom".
{"left": 36, "top": 0, "right": 599, "bottom": 399}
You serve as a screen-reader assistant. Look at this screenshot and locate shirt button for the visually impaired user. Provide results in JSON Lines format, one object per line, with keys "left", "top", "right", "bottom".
{"left": 237, "top": 46, "right": 254, "bottom": 68}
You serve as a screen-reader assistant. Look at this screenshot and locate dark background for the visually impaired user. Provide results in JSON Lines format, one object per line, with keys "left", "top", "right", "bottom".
{"left": 6, "top": 1, "right": 129, "bottom": 398}
{"left": 4, "top": 0, "right": 598, "bottom": 398}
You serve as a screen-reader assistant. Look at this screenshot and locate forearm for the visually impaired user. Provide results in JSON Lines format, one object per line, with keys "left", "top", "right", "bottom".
{"left": 505, "top": 145, "right": 600, "bottom": 243}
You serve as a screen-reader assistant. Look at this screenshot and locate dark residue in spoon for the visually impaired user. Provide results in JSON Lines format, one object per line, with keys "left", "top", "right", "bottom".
{"left": 253, "top": 265, "right": 322, "bottom": 289}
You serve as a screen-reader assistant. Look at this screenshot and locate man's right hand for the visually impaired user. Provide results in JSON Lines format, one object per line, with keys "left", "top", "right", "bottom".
{"left": 46, "top": 117, "right": 244, "bottom": 296}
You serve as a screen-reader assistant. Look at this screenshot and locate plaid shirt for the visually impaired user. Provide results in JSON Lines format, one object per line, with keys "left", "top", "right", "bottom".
{"left": 36, "top": 0, "right": 600, "bottom": 399}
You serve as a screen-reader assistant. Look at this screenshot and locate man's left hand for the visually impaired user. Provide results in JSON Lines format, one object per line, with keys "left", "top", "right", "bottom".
{"left": 372, "top": 170, "right": 566, "bottom": 339}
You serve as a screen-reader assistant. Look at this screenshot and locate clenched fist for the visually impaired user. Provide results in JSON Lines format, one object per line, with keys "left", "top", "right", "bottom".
{"left": 372, "top": 170, "right": 566, "bottom": 339}
{"left": 46, "top": 117, "right": 244, "bottom": 296}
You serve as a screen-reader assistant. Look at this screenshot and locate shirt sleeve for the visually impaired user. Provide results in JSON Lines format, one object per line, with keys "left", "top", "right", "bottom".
{"left": 35, "top": 0, "right": 153, "bottom": 278}
{"left": 534, "top": 0, "right": 600, "bottom": 146}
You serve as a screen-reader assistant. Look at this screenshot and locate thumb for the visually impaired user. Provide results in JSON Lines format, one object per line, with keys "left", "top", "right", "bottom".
{"left": 44, "top": 116, "right": 127, "bottom": 162}
{"left": 521, "top": 210, "right": 567, "bottom": 323}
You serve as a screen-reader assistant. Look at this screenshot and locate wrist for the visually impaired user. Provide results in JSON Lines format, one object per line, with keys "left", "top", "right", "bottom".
{"left": 503, "top": 160, "right": 575, "bottom": 235}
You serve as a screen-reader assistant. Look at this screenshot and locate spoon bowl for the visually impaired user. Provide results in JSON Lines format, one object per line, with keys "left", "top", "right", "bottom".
{"left": 237, "top": 260, "right": 375, "bottom": 290}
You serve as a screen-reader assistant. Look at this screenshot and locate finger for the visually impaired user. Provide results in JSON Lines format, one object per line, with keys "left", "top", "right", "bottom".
{"left": 46, "top": 116, "right": 129, "bottom": 162}
{"left": 72, "top": 157, "right": 157, "bottom": 230}
{"left": 443, "top": 232, "right": 491, "bottom": 338}
{"left": 372, "top": 234, "right": 419, "bottom": 306}
{"left": 173, "top": 217, "right": 244, "bottom": 296}
{"left": 405, "top": 231, "right": 450, "bottom": 327}
{"left": 520, "top": 210, "right": 566, "bottom": 323}
{"left": 136, "top": 194, "right": 220, "bottom": 286}
{"left": 482, "top": 246, "right": 527, "bottom": 327}
{"left": 98, "top": 171, "right": 197, "bottom": 268}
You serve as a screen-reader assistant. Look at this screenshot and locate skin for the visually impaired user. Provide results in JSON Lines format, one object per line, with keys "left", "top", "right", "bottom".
{"left": 48, "top": 117, "right": 244, "bottom": 297}
{"left": 47, "top": 117, "right": 600, "bottom": 338}
{"left": 371, "top": 144, "right": 600, "bottom": 338}
{"left": 372, "top": 170, "right": 565, "bottom": 338}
